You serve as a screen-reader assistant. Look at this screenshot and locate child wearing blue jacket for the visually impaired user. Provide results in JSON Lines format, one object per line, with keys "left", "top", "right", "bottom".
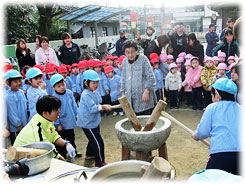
{"left": 77, "top": 70, "right": 111, "bottom": 167}
{"left": 104, "top": 66, "right": 124, "bottom": 116}
{"left": 70, "top": 63, "right": 80, "bottom": 102}
{"left": 26, "top": 68, "right": 47, "bottom": 120}
{"left": 50, "top": 74, "right": 81, "bottom": 159}
{"left": 192, "top": 78, "right": 241, "bottom": 175}
{"left": 44, "top": 66, "right": 56, "bottom": 95}
{"left": 58, "top": 66, "right": 76, "bottom": 95}
{"left": 5, "top": 70, "right": 28, "bottom": 145}
{"left": 76, "top": 61, "right": 87, "bottom": 98}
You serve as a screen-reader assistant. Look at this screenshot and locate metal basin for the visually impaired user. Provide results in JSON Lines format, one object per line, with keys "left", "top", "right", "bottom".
{"left": 3, "top": 142, "right": 54, "bottom": 175}
{"left": 89, "top": 160, "right": 150, "bottom": 182}
{"left": 115, "top": 115, "right": 171, "bottom": 152}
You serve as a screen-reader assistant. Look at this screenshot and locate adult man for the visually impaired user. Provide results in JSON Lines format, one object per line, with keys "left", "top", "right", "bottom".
{"left": 205, "top": 23, "right": 219, "bottom": 56}
{"left": 116, "top": 30, "right": 127, "bottom": 57}
{"left": 220, "top": 18, "right": 234, "bottom": 41}
{"left": 168, "top": 22, "right": 188, "bottom": 59}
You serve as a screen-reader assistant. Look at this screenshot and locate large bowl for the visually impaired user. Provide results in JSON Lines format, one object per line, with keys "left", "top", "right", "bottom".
{"left": 3, "top": 142, "right": 54, "bottom": 175}
{"left": 89, "top": 160, "right": 150, "bottom": 182}
{"left": 115, "top": 115, "right": 171, "bottom": 152}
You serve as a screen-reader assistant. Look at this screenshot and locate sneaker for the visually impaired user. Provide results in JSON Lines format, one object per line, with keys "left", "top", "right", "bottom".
{"left": 113, "top": 112, "right": 118, "bottom": 116}
{"left": 95, "top": 162, "right": 107, "bottom": 168}
{"left": 119, "top": 112, "right": 124, "bottom": 116}
{"left": 85, "top": 155, "right": 95, "bottom": 160}
{"left": 203, "top": 108, "right": 206, "bottom": 111}
{"left": 76, "top": 151, "right": 82, "bottom": 158}
{"left": 192, "top": 106, "right": 197, "bottom": 110}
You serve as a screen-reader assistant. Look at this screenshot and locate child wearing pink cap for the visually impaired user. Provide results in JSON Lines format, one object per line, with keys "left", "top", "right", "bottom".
{"left": 227, "top": 56, "right": 236, "bottom": 66}
{"left": 167, "top": 55, "right": 174, "bottom": 65}
{"left": 218, "top": 52, "right": 226, "bottom": 63}
{"left": 201, "top": 57, "right": 217, "bottom": 108}
{"left": 165, "top": 63, "right": 182, "bottom": 109}
{"left": 212, "top": 56, "right": 220, "bottom": 67}
{"left": 212, "top": 63, "right": 228, "bottom": 84}
{"left": 182, "top": 60, "right": 192, "bottom": 106}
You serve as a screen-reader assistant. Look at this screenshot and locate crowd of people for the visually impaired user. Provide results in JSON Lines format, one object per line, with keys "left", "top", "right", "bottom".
{"left": 2, "top": 17, "right": 242, "bottom": 177}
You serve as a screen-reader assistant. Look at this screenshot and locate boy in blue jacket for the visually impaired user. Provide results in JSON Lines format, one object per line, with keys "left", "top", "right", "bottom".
{"left": 50, "top": 74, "right": 81, "bottom": 159}
{"left": 77, "top": 70, "right": 111, "bottom": 167}
{"left": 5, "top": 70, "right": 28, "bottom": 145}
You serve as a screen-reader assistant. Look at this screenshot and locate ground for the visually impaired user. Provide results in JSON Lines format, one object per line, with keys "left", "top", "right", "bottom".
{"left": 73, "top": 104, "right": 210, "bottom": 182}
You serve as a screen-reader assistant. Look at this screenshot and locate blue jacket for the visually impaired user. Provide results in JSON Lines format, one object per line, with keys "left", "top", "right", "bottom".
{"left": 44, "top": 79, "right": 55, "bottom": 95}
{"left": 53, "top": 89, "right": 78, "bottom": 129}
{"left": 27, "top": 86, "right": 47, "bottom": 120}
{"left": 76, "top": 73, "right": 84, "bottom": 95}
{"left": 108, "top": 74, "right": 122, "bottom": 102}
{"left": 205, "top": 31, "right": 219, "bottom": 56}
{"left": 194, "top": 101, "right": 241, "bottom": 154}
{"left": 114, "top": 67, "right": 122, "bottom": 77}
{"left": 96, "top": 72, "right": 109, "bottom": 97}
{"left": 153, "top": 69, "right": 164, "bottom": 91}
{"left": 5, "top": 89, "right": 28, "bottom": 132}
{"left": 77, "top": 89, "right": 102, "bottom": 129}
{"left": 21, "top": 79, "right": 30, "bottom": 93}
{"left": 116, "top": 37, "right": 127, "bottom": 57}
{"left": 65, "top": 76, "right": 76, "bottom": 93}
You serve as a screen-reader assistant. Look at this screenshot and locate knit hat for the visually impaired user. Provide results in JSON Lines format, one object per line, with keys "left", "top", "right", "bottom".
{"left": 217, "top": 63, "right": 227, "bottom": 70}
{"left": 218, "top": 52, "right": 226, "bottom": 58}
{"left": 169, "top": 63, "right": 177, "bottom": 70}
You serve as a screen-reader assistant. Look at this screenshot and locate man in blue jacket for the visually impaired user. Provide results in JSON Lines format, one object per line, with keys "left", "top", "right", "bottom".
{"left": 205, "top": 23, "right": 219, "bottom": 56}
{"left": 115, "top": 30, "right": 127, "bottom": 57}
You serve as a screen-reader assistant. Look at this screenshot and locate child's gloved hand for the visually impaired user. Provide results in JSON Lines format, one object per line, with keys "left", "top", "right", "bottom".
{"left": 66, "top": 144, "right": 76, "bottom": 162}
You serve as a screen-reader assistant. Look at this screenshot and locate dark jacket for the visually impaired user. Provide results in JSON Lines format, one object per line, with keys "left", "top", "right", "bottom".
{"left": 144, "top": 40, "right": 161, "bottom": 59}
{"left": 116, "top": 37, "right": 127, "bottom": 57}
{"left": 205, "top": 31, "right": 219, "bottom": 56}
{"left": 186, "top": 40, "right": 204, "bottom": 66}
{"left": 220, "top": 27, "right": 233, "bottom": 41}
{"left": 16, "top": 48, "right": 35, "bottom": 67}
{"left": 168, "top": 32, "right": 188, "bottom": 59}
{"left": 58, "top": 42, "right": 81, "bottom": 65}
{"left": 212, "top": 38, "right": 240, "bottom": 61}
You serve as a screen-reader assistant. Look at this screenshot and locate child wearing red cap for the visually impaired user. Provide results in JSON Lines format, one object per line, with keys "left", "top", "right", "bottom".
{"left": 58, "top": 66, "right": 76, "bottom": 95}
{"left": 104, "top": 66, "right": 123, "bottom": 116}
{"left": 70, "top": 63, "right": 80, "bottom": 102}
{"left": 44, "top": 66, "right": 56, "bottom": 95}
{"left": 76, "top": 61, "right": 87, "bottom": 97}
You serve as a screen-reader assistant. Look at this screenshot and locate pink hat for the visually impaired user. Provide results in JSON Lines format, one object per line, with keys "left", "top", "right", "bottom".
{"left": 160, "top": 53, "right": 167, "bottom": 63}
{"left": 178, "top": 52, "right": 186, "bottom": 58}
{"left": 217, "top": 63, "right": 227, "bottom": 70}
{"left": 167, "top": 55, "right": 174, "bottom": 60}
{"left": 184, "top": 60, "right": 191, "bottom": 66}
{"left": 204, "top": 57, "right": 213, "bottom": 63}
{"left": 212, "top": 56, "right": 220, "bottom": 61}
{"left": 168, "top": 63, "right": 177, "bottom": 70}
{"left": 176, "top": 57, "right": 184, "bottom": 63}
{"left": 227, "top": 56, "right": 236, "bottom": 61}
{"left": 218, "top": 52, "right": 226, "bottom": 58}
{"left": 185, "top": 54, "right": 192, "bottom": 59}
{"left": 228, "top": 63, "right": 236, "bottom": 70}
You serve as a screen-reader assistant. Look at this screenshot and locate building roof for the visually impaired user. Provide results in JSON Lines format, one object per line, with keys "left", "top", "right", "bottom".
{"left": 58, "top": 5, "right": 128, "bottom": 23}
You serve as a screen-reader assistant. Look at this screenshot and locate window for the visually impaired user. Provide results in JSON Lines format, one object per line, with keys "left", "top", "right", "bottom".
{"left": 113, "top": 26, "right": 118, "bottom": 35}
{"left": 102, "top": 27, "right": 108, "bottom": 37}
{"left": 90, "top": 27, "right": 95, "bottom": 38}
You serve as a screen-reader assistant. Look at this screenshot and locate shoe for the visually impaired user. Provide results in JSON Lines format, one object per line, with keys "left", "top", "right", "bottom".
{"left": 119, "top": 112, "right": 124, "bottom": 116}
{"left": 95, "top": 162, "right": 107, "bottom": 168}
{"left": 174, "top": 106, "right": 179, "bottom": 109}
{"left": 192, "top": 106, "right": 197, "bottom": 110}
{"left": 184, "top": 103, "right": 188, "bottom": 107}
{"left": 198, "top": 107, "right": 203, "bottom": 110}
{"left": 113, "top": 112, "right": 118, "bottom": 116}
{"left": 85, "top": 155, "right": 95, "bottom": 160}
{"left": 76, "top": 151, "right": 82, "bottom": 158}
{"left": 170, "top": 107, "right": 174, "bottom": 109}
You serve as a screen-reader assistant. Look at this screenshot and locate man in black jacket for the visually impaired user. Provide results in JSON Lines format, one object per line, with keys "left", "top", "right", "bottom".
{"left": 116, "top": 30, "right": 128, "bottom": 57}
{"left": 58, "top": 33, "right": 81, "bottom": 65}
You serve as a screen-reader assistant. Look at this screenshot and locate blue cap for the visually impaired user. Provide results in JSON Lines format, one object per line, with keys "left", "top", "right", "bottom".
{"left": 50, "top": 74, "right": 64, "bottom": 86}
{"left": 209, "top": 23, "right": 215, "bottom": 28}
{"left": 26, "top": 68, "right": 42, "bottom": 79}
{"left": 212, "top": 78, "right": 237, "bottom": 95}
{"left": 83, "top": 70, "right": 100, "bottom": 81}
{"left": 5, "top": 69, "right": 22, "bottom": 79}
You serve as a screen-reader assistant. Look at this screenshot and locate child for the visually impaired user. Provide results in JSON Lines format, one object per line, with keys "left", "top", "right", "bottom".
{"left": 93, "top": 60, "right": 110, "bottom": 116}
{"left": 182, "top": 60, "right": 192, "bottom": 106}
{"left": 26, "top": 67, "right": 47, "bottom": 120}
{"left": 176, "top": 57, "right": 186, "bottom": 102}
{"left": 165, "top": 63, "right": 182, "bottom": 109}
{"left": 20, "top": 65, "right": 31, "bottom": 94}
{"left": 105, "top": 55, "right": 114, "bottom": 66}
{"left": 5, "top": 70, "right": 28, "bottom": 145}
{"left": 159, "top": 53, "right": 169, "bottom": 101}
{"left": 200, "top": 57, "right": 217, "bottom": 108}
{"left": 50, "top": 74, "right": 81, "bottom": 159}
{"left": 192, "top": 78, "right": 241, "bottom": 175}
{"left": 58, "top": 66, "right": 76, "bottom": 95}
{"left": 76, "top": 61, "right": 87, "bottom": 97}
{"left": 218, "top": 52, "right": 226, "bottom": 63}
{"left": 227, "top": 56, "right": 236, "bottom": 67}
{"left": 77, "top": 70, "right": 111, "bottom": 167}
{"left": 70, "top": 63, "right": 80, "bottom": 102}
{"left": 115, "top": 55, "right": 126, "bottom": 77}
{"left": 44, "top": 66, "right": 56, "bottom": 95}
{"left": 212, "top": 56, "right": 220, "bottom": 67}
{"left": 187, "top": 57, "right": 203, "bottom": 110}
{"left": 151, "top": 59, "right": 164, "bottom": 102}
{"left": 212, "top": 63, "right": 228, "bottom": 84}
{"left": 104, "top": 66, "right": 124, "bottom": 116}
{"left": 14, "top": 95, "right": 76, "bottom": 162}
{"left": 167, "top": 55, "right": 174, "bottom": 65}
